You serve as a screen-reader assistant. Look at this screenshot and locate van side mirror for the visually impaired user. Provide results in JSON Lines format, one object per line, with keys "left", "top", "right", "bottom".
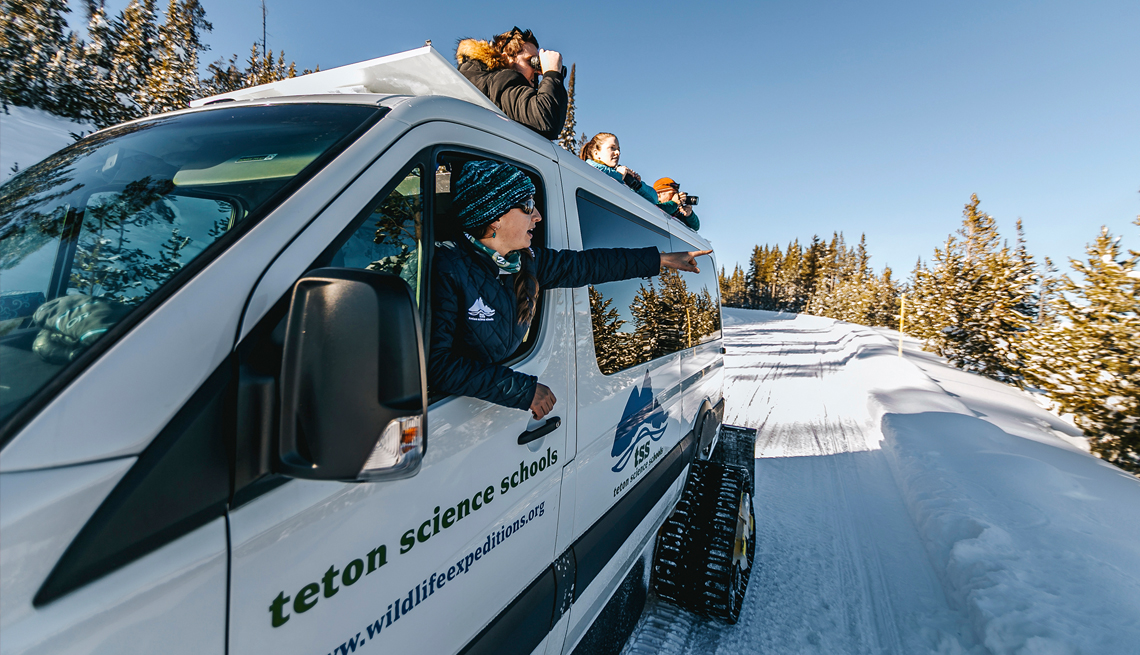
{"left": 278, "top": 268, "right": 427, "bottom": 482}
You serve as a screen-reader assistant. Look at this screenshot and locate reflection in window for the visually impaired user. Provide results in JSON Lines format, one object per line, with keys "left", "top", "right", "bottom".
{"left": 331, "top": 167, "right": 423, "bottom": 301}
{"left": 589, "top": 269, "right": 721, "bottom": 375}
{"left": 578, "top": 191, "right": 721, "bottom": 376}
{"left": 0, "top": 103, "right": 378, "bottom": 425}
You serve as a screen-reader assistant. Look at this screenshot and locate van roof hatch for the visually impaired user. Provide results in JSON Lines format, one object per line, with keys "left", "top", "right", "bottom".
{"left": 190, "top": 46, "right": 505, "bottom": 116}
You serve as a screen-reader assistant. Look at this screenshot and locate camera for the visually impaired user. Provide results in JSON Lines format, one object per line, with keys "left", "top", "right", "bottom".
{"left": 682, "top": 195, "right": 699, "bottom": 206}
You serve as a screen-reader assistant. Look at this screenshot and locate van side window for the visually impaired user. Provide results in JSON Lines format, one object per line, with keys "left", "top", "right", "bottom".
{"left": 328, "top": 166, "right": 424, "bottom": 303}
{"left": 674, "top": 238, "right": 722, "bottom": 345}
{"left": 577, "top": 191, "right": 678, "bottom": 375}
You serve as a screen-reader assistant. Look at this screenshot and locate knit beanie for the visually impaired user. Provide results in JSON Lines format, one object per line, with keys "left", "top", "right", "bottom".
{"left": 653, "top": 177, "right": 679, "bottom": 193}
{"left": 454, "top": 160, "right": 536, "bottom": 231}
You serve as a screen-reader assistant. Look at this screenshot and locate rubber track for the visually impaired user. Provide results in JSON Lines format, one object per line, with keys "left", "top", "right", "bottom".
{"left": 653, "top": 461, "right": 754, "bottom": 623}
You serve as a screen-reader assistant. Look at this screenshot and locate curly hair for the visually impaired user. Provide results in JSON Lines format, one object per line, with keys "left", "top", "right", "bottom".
{"left": 491, "top": 27, "right": 540, "bottom": 68}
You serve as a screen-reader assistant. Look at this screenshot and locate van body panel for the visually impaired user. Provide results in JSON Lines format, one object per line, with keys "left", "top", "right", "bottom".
{"left": 386, "top": 95, "right": 560, "bottom": 162}
{"left": 561, "top": 471, "right": 687, "bottom": 654}
{"left": 0, "top": 459, "right": 133, "bottom": 630}
{"left": 3, "top": 516, "right": 227, "bottom": 655}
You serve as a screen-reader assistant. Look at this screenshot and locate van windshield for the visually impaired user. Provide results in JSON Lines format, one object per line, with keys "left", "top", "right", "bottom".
{"left": 0, "top": 103, "right": 379, "bottom": 429}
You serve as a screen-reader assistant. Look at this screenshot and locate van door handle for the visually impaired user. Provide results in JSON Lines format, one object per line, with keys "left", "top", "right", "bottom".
{"left": 518, "top": 416, "right": 561, "bottom": 445}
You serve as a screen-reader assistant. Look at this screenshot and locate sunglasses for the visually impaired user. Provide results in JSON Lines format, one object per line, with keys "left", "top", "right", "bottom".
{"left": 511, "top": 197, "right": 536, "bottom": 215}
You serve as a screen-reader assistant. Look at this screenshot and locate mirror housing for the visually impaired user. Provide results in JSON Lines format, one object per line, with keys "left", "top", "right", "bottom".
{"left": 278, "top": 268, "right": 426, "bottom": 481}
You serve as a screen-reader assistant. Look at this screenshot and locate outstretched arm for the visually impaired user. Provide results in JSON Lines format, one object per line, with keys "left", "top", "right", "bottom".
{"left": 660, "top": 249, "right": 712, "bottom": 273}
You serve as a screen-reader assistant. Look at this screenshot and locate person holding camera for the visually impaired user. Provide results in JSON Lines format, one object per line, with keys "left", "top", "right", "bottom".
{"left": 579, "top": 132, "right": 659, "bottom": 205}
{"left": 455, "top": 27, "right": 568, "bottom": 140}
{"left": 653, "top": 178, "right": 700, "bottom": 231}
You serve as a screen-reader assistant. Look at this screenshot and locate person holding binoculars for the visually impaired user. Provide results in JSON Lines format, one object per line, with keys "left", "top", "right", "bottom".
{"left": 653, "top": 178, "right": 700, "bottom": 231}
{"left": 456, "top": 27, "right": 568, "bottom": 141}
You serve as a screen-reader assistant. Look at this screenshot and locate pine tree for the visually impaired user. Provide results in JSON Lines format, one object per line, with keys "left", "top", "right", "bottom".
{"left": 44, "top": 30, "right": 89, "bottom": 119}
{"left": 631, "top": 279, "right": 662, "bottom": 363}
{"left": 142, "top": 0, "right": 211, "bottom": 115}
{"left": 201, "top": 52, "right": 245, "bottom": 96}
{"left": 105, "top": 0, "right": 160, "bottom": 124}
{"left": 557, "top": 63, "right": 577, "bottom": 152}
{"left": 907, "top": 195, "right": 1036, "bottom": 384}
{"left": 588, "top": 285, "right": 629, "bottom": 375}
{"left": 1023, "top": 219, "right": 1140, "bottom": 474}
{"left": 79, "top": 0, "right": 126, "bottom": 127}
{"left": 0, "top": 0, "right": 72, "bottom": 110}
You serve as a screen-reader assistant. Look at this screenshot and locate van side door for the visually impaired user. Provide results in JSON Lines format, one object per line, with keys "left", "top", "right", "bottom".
{"left": 225, "top": 122, "right": 572, "bottom": 655}
{"left": 560, "top": 188, "right": 690, "bottom": 648}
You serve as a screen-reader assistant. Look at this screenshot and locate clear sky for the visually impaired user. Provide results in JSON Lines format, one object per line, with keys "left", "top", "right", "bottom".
{"left": 90, "top": 0, "right": 1140, "bottom": 277}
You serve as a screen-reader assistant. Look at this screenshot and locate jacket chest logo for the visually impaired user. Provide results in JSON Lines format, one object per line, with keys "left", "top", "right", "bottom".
{"left": 468, "top": 297, "right": 496, "bottom": 322}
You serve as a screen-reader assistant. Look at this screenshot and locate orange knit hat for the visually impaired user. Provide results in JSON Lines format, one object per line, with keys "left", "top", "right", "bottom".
{"left": 653, "top": 177, "right": 679, "bottom": 193}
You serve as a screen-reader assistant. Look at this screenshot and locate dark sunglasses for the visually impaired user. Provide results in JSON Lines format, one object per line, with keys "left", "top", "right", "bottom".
{"left": 511, "top": 197, "right": 536, "bottom": 215}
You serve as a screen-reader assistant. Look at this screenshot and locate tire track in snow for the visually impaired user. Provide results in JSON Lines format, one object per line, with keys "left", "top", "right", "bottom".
{"left": 622, "top": 311, "right": 979, "bottom": 655}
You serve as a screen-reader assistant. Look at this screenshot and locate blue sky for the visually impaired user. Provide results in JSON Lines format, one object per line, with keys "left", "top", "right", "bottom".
{"left": 89, "top": 0, "right": 1140, "bottom": 277}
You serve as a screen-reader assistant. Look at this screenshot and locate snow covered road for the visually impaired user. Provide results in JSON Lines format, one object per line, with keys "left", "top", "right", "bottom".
{"left": 621, "top": 309, "right": 1140, "bottom": 655}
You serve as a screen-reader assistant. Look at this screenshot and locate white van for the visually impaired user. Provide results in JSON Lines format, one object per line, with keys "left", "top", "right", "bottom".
{"left": 0, "top": 47, "right": 755, "bottom": 655}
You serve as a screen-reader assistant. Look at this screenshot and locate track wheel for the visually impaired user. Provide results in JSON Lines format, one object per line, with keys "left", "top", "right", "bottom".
{"left": 652, "top": 460, "right": 755, "bottom": 623}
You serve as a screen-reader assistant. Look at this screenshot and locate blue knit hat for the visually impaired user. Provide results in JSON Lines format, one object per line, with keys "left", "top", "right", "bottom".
{"left": 454, "top": 160, "right": 536, "bottom": 231}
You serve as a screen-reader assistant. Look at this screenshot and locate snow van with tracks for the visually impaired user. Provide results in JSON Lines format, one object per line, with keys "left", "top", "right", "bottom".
{"left": 0, "top": 47, "right": 756, "bottom": 655}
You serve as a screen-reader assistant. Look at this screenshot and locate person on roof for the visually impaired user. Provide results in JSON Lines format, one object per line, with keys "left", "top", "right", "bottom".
{"left": 430, "top": 160, "right": 709, "bottom": 420}
{"left": 654, "top": 178, "right": 700, "bottom": 231}
{"left": 579, "top": 132, "right": 659, "bottom": 206}
{"left": 455, "top": 27, "right": 569, "bottom": 140}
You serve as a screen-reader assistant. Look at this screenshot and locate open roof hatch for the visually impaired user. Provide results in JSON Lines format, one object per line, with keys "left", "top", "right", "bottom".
{"left": 190, "top": 46, "right": 505, "bottom": 116}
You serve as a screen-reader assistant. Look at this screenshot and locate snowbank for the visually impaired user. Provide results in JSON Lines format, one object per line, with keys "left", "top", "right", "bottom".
{"left": 724, "top": 307, "right": 1140, "bottom": 654}
{"left": 864, "top": 334, "right": 1140, "bottom": 654}
{"left": 1, "top": 106, "right": 94, "bottom": 183}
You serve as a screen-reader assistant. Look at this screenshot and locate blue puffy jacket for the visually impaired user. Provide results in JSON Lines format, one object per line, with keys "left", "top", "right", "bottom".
{"left": 429, "top": 239, "right": 660, "bottom": 409}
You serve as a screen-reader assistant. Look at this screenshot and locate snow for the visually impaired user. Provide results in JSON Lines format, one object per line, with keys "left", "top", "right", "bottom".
{"left": 623, "top": 308, "right": 1140, "bottom": 655}
{"left": 0, "top": 106, "right": 94, "bottom": 183}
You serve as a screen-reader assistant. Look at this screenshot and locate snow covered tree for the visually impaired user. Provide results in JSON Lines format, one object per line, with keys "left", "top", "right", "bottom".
{"left": 104, "top": 0, "right": 160, "bottom": 123}
{"left": 1022, "top": 219, "right": 1140, "bottom": 474}
{"left": 142, "top": 0, "right": 211, "bottom": 115}
{"left": 77, "top": 0, "right": 127, "bottom": 127}
{"left": 557, "top": 63, "right": 577, "bottom": 152}
{"left": 0, "top": 0, "right": 71, "bottom": 110}
{"left": 908, "top": 195, "right": 1037, "bottom": 384}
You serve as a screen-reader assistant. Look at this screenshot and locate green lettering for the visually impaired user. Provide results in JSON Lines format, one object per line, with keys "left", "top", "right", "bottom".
{"left": 343, "top": 559, "right": 364, "bottom": 586}
{"left": 400, "top": 529, "right": 415, "bottom": 554}
{"left": 367, "top": 545, "right": 387, "bottom": 573}
{"left": 294, "top": 583, "right": 319, "bottom": 613}
{"left": 443, "top": 507, "right": 456, "bottom": 528}
{"left": 322, "top": 565, "right": 340, "bottom": 598}
{"left": 269, "top": 591, "right": 290, "bottom": 627}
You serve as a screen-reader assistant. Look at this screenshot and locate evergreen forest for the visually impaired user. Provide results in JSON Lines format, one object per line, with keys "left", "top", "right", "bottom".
{"left": 721, "top": 196, "right": 1139, "bottom": 474}
{"left": 0, "top": 0, "right": 311, "bottom": 130}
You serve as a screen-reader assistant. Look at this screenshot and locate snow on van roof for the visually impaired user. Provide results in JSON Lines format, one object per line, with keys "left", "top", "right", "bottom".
{"left": 190, "top": 46, "right": 505, "bottom": 116}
